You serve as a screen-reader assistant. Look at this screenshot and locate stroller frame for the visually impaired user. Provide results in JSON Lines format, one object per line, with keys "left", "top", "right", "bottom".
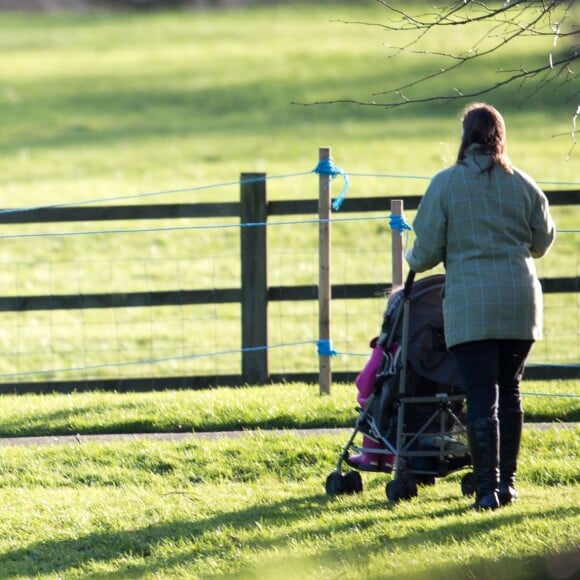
{"left": 326, "top": 271, "right": 475, "bottom": 502}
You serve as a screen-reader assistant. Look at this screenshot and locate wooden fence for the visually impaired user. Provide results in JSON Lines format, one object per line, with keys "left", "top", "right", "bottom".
{"left": 0, "top": 175, "right": 578, "bottom": 393}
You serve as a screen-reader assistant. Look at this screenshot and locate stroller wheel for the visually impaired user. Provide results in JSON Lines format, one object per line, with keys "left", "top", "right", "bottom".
{"left": 386, "top": 473, "right": 418, "bottom": 503}
{"left": 325, "top": 471, "right": 346, "bottom": 496}
{"left": 402, "top": 472, "right": 419, "bottom": 498}
{"left": 386, "top": 478, "right": 406, "bottom": 503}
{"left": 416, "top": 475, "right": 436, "bottom": 487}
{"left": 343, "top": 471, "right": 364, "bottom": 494}
{"left": 461, "top": 471, "right": 476, "bottom": 497}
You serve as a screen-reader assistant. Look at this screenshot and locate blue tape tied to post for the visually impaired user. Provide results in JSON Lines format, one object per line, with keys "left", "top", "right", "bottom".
{"left": 389, "top": 214, "right": 412, "bottom": 232}
{"left": 314, "top": 157, "right": 350, "bottom": 211}
{"left": 389, "top": 213, "right": 412, "bottom": 254}
{"left": 317, "top": 339, "right": 337, "bottom": 356}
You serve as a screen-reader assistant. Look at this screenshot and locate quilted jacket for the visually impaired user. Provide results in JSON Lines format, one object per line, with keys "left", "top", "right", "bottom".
{"left": 405, "top": 144, "right": 556, "bottom": 348}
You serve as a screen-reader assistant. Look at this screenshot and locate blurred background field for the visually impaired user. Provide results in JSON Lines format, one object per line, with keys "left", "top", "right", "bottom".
{"left": 0, "top": 1, "right": 577, "bottom": 383}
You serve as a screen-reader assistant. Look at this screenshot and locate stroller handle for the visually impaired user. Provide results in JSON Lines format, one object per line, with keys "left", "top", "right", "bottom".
{"left": 403, "top": 270, "right": 416, "bottom": 298}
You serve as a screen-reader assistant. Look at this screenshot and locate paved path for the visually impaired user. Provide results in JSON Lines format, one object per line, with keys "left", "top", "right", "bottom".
{"left": 0, "top": 428, "right": 352, "bottom": 446}
{"left": 0, "top": 424, "right": 574, "bottom": 447}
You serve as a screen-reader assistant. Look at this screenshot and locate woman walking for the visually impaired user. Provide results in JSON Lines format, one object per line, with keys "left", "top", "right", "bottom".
{"left": 405, "top": 103, "right": 556, "bottom": 510}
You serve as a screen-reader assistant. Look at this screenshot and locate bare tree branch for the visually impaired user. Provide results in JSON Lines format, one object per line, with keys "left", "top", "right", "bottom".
{"left": 300, "top": 0, "right": 579, "bottom": 148}
{"left": 294, "top": 55, "right": 577, "bottom": 108}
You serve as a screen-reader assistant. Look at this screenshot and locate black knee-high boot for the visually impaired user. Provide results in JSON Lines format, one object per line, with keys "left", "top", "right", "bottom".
{"left": 467, "top": 417, "right": 500, "bottom": 510}
{"left": 498, "top": 409, "right": 523, "bottom": 505}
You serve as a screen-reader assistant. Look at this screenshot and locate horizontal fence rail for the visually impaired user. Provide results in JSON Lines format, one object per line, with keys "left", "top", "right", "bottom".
{"left": 0, "top": 187, "right": 578, "bottom": 393}
{"left": 1, "top": 189, "right": 579, "bottom": 223}
{"left": 0, "top": 277, "right": 576, "bottom": 313}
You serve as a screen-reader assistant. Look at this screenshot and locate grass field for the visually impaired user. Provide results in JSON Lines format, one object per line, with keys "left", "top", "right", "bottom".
{"left": 0, "top": 382, "right": 577, "bottom": 438}
{"left": 1, "top": 3, "right": 578, "bottom": 200}
{"left": 0, "top": 2, "right": 577, "bottom": 207}
{"left": 0, "top": 384, "right": 578, "bottom": 579}
{"left": 0, "top": 382, "right": 575, "bottom": 578}
{"left": 0, "top": 422, "right": 577, "bottom": 578}
{"left": 0, "top": 2, "right": 577, "bottom": 383}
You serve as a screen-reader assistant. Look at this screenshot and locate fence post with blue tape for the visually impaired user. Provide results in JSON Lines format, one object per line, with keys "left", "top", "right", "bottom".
{"left": 313, "top": 153, "right": 350, "bottom": 211}
{"left": 389, "top": 199, "right": 412, "bottom": 290}
{"left": 318, "top": 146, "right": 333, "bottom": 394}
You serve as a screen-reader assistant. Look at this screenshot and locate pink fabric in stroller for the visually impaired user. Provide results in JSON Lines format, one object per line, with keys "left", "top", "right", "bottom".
{"left": 355, "top": 338, "right": 399, "bottom": 406}
{"left": 355, "top": 338, "right": 383, "bottom": 406}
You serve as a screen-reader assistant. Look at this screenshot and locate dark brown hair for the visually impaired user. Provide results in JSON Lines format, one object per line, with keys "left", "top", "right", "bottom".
{"left": 456, "top": 102, "right": 513, "bottom": 174}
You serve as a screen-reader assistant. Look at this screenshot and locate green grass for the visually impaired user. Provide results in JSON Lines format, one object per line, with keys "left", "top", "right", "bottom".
{"left": 0, "top": 427, "right": 577, "bottom": 578}
{"left": 0, "top": 4, "right": 577, "bottom": 200}
{"left": 0, "top": 382, "right": 576, "bottom": 578}
{"left": 0, "top": 382, "right": 577, "bottom": 438}
{"left": 0, "top": 4, "right": 577, "bottom": 209}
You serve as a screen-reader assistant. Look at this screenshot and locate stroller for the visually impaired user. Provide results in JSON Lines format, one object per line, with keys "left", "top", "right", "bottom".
{"left": 326, "top": 272, "right": 475, "bottom": 502}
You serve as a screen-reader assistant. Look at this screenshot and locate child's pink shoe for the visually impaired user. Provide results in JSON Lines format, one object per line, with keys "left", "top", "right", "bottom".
{"left": 346, "top": 436, "right": 394, "bottom": 472}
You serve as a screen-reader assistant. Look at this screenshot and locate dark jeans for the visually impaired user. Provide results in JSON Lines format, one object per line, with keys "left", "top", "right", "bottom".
{"left": 451, "top": 339, "right": 534, "bottom": 423}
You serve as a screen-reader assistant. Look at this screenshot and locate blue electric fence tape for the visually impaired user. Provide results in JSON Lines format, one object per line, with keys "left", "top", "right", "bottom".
{"left": 314, "top": 157, "right": 350, "bottom": 211}
{"left": 389, "top": 214, "right": 412, "bottom": 232}
{"left": 317, "top": 339, "right": 337, "bottom": 356}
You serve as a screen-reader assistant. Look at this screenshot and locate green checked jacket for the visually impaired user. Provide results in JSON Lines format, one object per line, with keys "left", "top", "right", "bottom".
{"left": 405, "top": 143, "right": 556, "bottom": 349}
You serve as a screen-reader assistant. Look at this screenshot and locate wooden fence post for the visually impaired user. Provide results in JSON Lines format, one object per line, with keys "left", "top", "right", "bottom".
{"left": 391, "top": 199, "right": 404, "bottom": 291}
{"left": 318, "top": 147, "right": 332, "bottom": 395}
{"left": 240, "top": 173, "right": 268, "bottom": 384}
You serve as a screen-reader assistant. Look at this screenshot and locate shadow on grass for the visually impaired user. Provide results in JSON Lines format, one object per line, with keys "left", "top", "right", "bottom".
{"left": 2, "top": 50, "right": 576, "bottom": 157}
{"left": 0, "top": 399, "right": 354, "bottom": 438}
{"left": 0, "top": 492, "right": 577, "bottom": 578}
{"left": 0, "top": 390, "right": 575, "bottom": 438}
